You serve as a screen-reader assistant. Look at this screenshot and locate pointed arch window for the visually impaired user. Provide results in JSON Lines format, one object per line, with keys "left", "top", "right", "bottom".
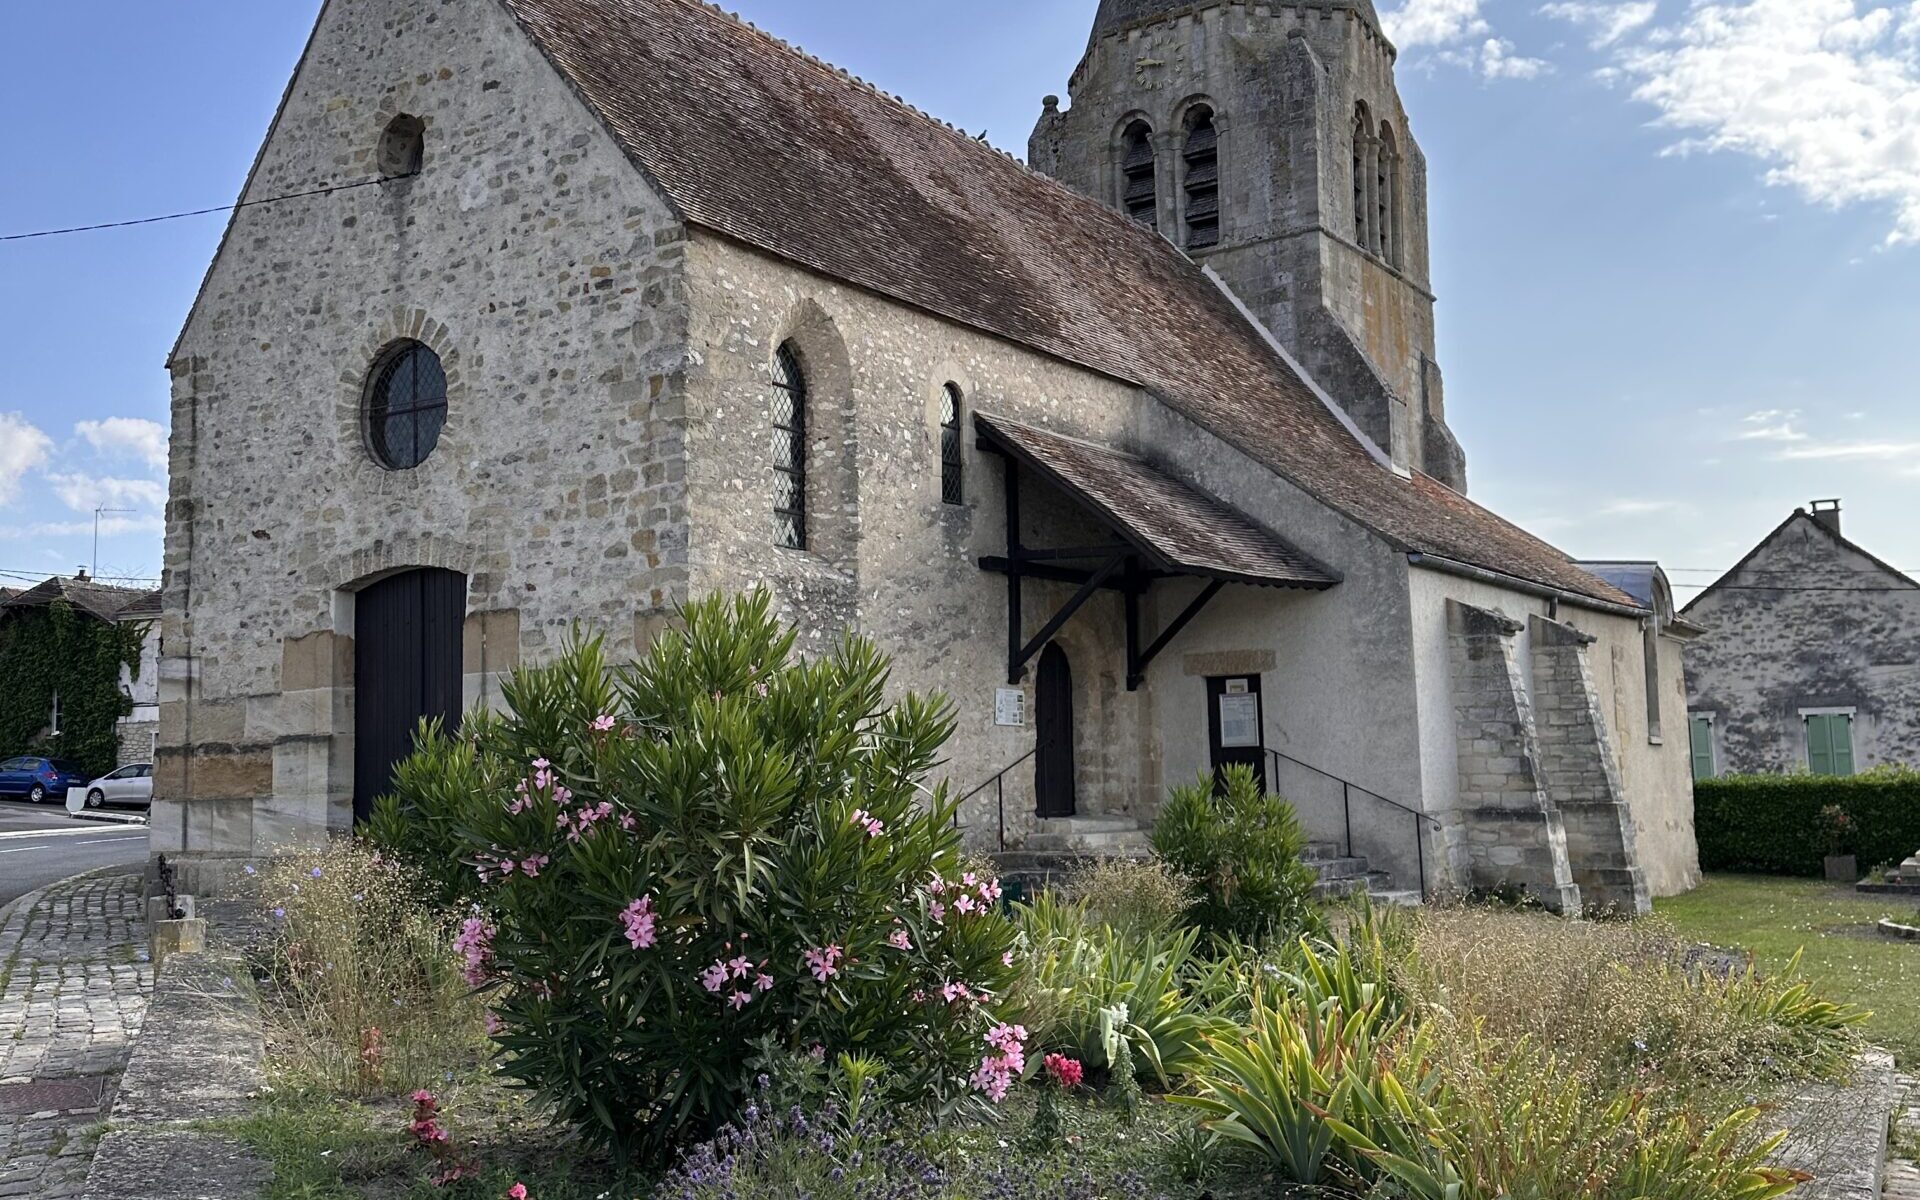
{"left": 1183, "top": 106, "right": 1221, "bottom": 250}
{"left": 1120, "top": 120, "right": 1159, "bottom": 230}
{"left": 1376, "top": 121, "right": 1400, "bottom": 267}
{"left": 1352, "top": 103, "right": 1375, "bottom": 253}
{"left": 940, "top": 384, "right": 964, "bottom": 505}
{"left": 771, "top": 343, "right": 808, "bottom": 549}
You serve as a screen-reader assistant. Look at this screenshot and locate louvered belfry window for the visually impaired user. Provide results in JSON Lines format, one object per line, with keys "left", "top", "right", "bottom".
{"left": 940, "top": 383, "right": 964, "bottom": 505}
{"left": 771, "top": 343, "right": 808, "bottom": 549}
{"left": 1183, "top": 107, "right": 1220, "bottom": 250}
{"left": 1121, "top": 121, "right": 1158, "bottom": 230}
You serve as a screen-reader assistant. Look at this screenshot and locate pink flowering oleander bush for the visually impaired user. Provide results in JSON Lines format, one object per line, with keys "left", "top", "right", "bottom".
{"left": 366, "top": 591, "right": 1022, "bottom": 1160}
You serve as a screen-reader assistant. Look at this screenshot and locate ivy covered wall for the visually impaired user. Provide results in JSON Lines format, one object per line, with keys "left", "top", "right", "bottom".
{"left": 0, "top": 601, "right": 147, "bottom": 778}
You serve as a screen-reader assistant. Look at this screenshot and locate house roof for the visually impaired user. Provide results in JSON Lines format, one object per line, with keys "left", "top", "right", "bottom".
{"left": 497, "top": 0, "right": 1637, "bottom": 611}
{"left": 0, "top": 578, "right": 160, "bottom": 623}
{"left": 975, "top": 412, "right": 1339, "bottom": 589}
{"left": 1681, "top": 508, "right": 1920, "bottom": 614}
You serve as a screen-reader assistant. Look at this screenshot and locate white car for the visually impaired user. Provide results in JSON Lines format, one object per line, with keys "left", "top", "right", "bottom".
{"left": 83, "top": 763, "right": 153, "bottom": 809}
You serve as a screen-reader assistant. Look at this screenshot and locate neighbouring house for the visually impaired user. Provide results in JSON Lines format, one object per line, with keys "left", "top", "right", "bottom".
{"left": 1683, "top": 500, "right": 1920, "bottom": 779}
{"left": 157, "top": 0, "right": 1701, "bottom": 911}
{"left": 0, "top": 574, "right": 162, "bottom": 768}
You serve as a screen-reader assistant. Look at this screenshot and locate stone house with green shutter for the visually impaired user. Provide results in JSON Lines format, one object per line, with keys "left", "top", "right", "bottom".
{"left": 156, "top": 0, "right": 1701, "bottom": 913}
{"left": 1683, "top": 501, "right": 1920, "bottom": 779}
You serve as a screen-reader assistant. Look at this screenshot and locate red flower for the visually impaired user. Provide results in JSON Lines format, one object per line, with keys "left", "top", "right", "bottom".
{"left": 1044, "top": 1053, "right": 1084, "bottom": 1090}
{"left": 507, "top": 1185, "right": 529, "bottom": 1200}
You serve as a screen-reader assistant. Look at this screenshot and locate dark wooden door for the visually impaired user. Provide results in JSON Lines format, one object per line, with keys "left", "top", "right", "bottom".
{"left": 1207, "top": 674, "right": 1266, "bottom": 791}
{"left": 354, "top": 568, "right": 465, "bottom": 822}
{"left": 1034, "top": 643, "right": 1076, "bottom": 818}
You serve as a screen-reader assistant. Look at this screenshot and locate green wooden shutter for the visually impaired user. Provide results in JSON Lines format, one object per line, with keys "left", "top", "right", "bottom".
{"left": 1832, "top": 716, "right": 1856, "bottom": 775}
{"left": 1806, "top": 714, "right": 1857, "bottom": 776}
{"left": 1807, "top": 715, "right": 1832, "bottom": 775}
{"left": 1689, "top": 716, "right": 1715, "bottom": 780}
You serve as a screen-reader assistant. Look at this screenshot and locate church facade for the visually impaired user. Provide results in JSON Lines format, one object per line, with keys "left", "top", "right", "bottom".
{"left": 156, "top": 0, "right": 1701, "bottom": 910}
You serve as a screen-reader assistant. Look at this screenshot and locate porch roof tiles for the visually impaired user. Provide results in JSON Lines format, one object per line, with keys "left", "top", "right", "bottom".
{"left": 975, "top": 413, "right": 1338, "bottom": 589}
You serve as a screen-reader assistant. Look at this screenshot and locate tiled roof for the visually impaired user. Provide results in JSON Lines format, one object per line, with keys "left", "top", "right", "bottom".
{"left": 976, "top": 413, "right": 1338, "bottom": 589}
{"left": 0, "top": 578, "right": 160, "bottom": 623}
{"left": 501, "top": 0, "right": 1637, "bottom": 611}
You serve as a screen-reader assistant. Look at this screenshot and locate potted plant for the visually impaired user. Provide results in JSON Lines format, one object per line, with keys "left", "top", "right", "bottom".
{"left": 1817, "top": 804, "right": 1858, "bottom": 882}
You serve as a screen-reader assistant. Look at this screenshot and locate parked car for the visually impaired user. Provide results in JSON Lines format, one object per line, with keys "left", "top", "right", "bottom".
{"left": 83, "top": 763, "right": 153, "bottom": 810}
{"left": 0, "top": 757, "right": 91, "bottom": 804}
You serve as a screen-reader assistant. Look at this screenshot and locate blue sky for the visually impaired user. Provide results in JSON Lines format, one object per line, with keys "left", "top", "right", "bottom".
{"left": 2, "top": 0, "right": 1917, "bottom": 600}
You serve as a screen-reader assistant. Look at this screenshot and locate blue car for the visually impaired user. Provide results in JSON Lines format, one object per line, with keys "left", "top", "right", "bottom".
{"left": 0, "top": 757, "right": 90, "bottom": 804}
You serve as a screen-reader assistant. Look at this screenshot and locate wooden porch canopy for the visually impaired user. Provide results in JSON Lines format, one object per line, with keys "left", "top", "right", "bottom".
{"left": 974, "top": 413, "right": 1339, "bottom": 690}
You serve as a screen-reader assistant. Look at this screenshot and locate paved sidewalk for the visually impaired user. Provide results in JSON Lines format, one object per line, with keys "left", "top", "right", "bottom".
{"left": 0, "top": 873, "right": 151, "bottom": 1199}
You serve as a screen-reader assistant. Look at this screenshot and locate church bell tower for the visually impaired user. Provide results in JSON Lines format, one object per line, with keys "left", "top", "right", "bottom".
{"left": 1031, "top": 0, "right": 1468, "bottom": 491}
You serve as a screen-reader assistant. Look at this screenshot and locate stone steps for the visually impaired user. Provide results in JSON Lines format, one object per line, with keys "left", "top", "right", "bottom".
{"left": 992, "top": 826, "right": 1418, "bottom": 908}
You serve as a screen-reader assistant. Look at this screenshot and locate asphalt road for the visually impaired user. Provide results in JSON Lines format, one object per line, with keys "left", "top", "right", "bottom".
{"left": 0, "top": 802, "right": 149, "bottom": 907}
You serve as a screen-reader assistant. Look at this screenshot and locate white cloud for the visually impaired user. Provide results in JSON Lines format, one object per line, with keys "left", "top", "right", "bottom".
{"left": 1540, "top": 0, "right": 1659, "bottom": 45}
{"left": 1481, "top": 37, "right": 1556, "bottom": 77}
{"left": 1611, "top": 0, "right": 1920, "bottom": 244}
{"left": 0, "top": 515, "right": 164, "bottom": 541}
{"left": 44, "top": 473, "right": 168, "bottom": 515}
{"left": 0, "top": 414, "right": 54, "bottom": 506}
{"left": 1599, "top": 497, "right": 1689, "bottom": 515}
{"left": 74, "top": 417, "right": 168, "bottom": 473}
{"left": 1735, "top": 408, "right": 1810, "bottom": 441}
{"left": 1382, "top": 0, "right": 1491, "bottom": 48}
{"left": 1776, "top": 439, "right": 1920, "bottom": 460}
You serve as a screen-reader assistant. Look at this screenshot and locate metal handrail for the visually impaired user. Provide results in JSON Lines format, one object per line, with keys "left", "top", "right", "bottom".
{"left": 953, "top": 745, "right": 1041, "bottom": 853}
{"left": 1265, "top": 748, "right": 1438, "bottom": 901}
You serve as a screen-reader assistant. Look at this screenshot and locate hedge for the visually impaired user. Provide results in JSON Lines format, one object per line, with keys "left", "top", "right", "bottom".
{"left": 1695, "top": 769, "right": 1920, "bottom": 877}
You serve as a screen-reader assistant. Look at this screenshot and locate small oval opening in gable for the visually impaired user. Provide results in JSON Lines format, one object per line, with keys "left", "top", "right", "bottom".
{"left": 378, "top": 114, "right": 426, "bottom": 178}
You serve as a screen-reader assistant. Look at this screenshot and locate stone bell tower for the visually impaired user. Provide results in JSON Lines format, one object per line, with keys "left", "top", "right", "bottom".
{"left": 1031, "top": 0, "right": 1468, "bottom": 491}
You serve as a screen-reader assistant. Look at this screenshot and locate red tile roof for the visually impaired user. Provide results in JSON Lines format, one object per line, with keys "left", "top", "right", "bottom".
{"left": 976, "top": 413, "right": 1338, "bottom": 589}
{"left": 500, "top": 0, "right": 1638, "bottom": 611}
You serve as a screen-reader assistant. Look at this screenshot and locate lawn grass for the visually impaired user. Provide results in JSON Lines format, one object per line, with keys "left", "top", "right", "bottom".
{"left": 1655, "top": 873, "right": 1920, "bottom": 1062}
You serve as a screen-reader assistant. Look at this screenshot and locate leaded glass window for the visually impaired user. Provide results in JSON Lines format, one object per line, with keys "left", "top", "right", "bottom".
{"left": 771, "top": 343, "right": 808, "bottom": 549}
{"left": 940, "top": 384, "right": 964, "bottom": 505}
{"left": 365, "top": 341, "right": 448, "bottom": 470}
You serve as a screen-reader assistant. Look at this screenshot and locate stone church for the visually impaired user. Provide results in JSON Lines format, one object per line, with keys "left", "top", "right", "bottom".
{"left": 156, "top": 0, "right": 1701, "bottom": 910}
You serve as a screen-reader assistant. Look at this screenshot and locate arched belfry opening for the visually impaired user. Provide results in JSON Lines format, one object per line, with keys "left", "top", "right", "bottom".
{"left": 1119, "top": 120, "right": 1158, "bottom": 229}
{"left": 1182, "top": 105, "right": 1220, "bottom": 250}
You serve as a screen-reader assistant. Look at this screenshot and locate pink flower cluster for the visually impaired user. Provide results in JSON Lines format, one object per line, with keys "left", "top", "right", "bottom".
{"left": 620, "top": 895, "right": 658, "bottom": 950}
{"left": 700, "top": 949, "right": 774, "bottom": 1009}
{"left": 509, "top": 758, "right": 572, "bottom": 815}
{"left": 591, "top": 714, "right": 617, "bottom": 733}
{"left": 453, "top": 916, "right": 495, "bottom": 986}
{"left": 476, "top": 850, "right": 551, "bottom": 883}
{"left": 927, "top": 871, "right": 1003, "bottom": 923}
{"left": 971, "top": 1022, "right": 1028, "bottom": 1103}
{"left": 557, "top": 800, "right": 616, "bottom": 843}
{"left": 1044, "top": 1053, "right": 1084, "bottom": 1090}
{"left": 405, "top": 1090, "right": 473, "bottom": 1186}
{"left": 802, "top": 943, "right": 845, "bottom": 982}
{"left": 886, "top": 927, "right": 912, "bottom": 951}
{"left": 850, "top": 808, "right": 885, "bottom": 838}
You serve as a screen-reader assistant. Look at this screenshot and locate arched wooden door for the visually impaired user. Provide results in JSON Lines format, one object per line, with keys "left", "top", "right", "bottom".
{"left": 1034, "top": 642, "right": 1076, "bottom": 819}
{"left": 354, "top": 568, "right": 465, "bottom": 822}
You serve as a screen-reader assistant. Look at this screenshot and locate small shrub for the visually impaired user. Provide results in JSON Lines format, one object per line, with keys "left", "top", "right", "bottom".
{"left": 1149, "top": 765, "right": 1321, "bottom": 942}
{"left": 1064, "top": 857, "right": 1194, "bottom": 939}
{"left": 1015, "top": 911, "right": 1232, "bottom": 1086}
{"left": 254, "top": 841, "right": 486, "bottom": 1093}
{"left": 367, "top": 592, "right": 1021, "bottom": 1160}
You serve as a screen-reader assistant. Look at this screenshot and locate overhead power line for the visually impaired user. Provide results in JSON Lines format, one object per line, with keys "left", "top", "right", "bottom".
{"left": 0, "top": 172, "right": 417, "bottom": 243}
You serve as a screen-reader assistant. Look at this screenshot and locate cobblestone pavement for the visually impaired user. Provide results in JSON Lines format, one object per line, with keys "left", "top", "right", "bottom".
{"left": 1889, "top": 1074, "right": 1920, "bottom": 1197}
{"left": 0, "top": 873, "right": 151, "bottom": 1199}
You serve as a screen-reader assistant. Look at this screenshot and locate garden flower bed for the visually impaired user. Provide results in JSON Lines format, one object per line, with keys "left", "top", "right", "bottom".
{"left": 224, "top": 593, "right": 1876, "bottom": 1199}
